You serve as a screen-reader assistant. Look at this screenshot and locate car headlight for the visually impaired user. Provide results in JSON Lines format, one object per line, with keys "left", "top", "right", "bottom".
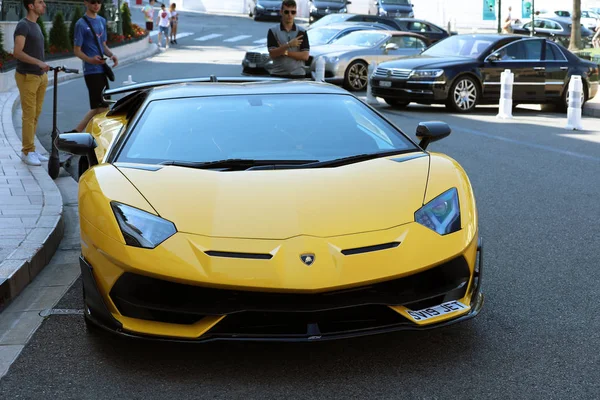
{"left": 409, "top": 11, "right": 414, "bottom": 17}
{"left": 111, "top": 202, "right": 177, "bottom": 249}
{"left": 415, "top": 188, "right": 461, "bottom": 235}
{"left": 379, "top": 7, "right": 387, "bottom": 15}
{"left": 324, "top": 56, "right": 339, "bottom": 63}
{"left": 256, "top": 4, "right": 264, "bottom": 9}
{"left": 410, "top": 69, "right": 444, "bottom": 78}
{"left": 340, "top": 7, "right": 347, "bottom": 13}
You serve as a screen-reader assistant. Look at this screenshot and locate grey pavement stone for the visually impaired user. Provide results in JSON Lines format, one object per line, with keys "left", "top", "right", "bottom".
{"left": 0, "top": 197, "right": 30, "bottom": 205}
{"left": 0, "top": 218, "right": 24, "bottom": 228}
{"left": 27, "top": 195, "right": 42, "bottom": 205}
{"left": 1, "top": 208, "right": 41, "bottom": 215}
{"left": 8, "top": 187, "right": 26, "bottom": 196}
{"left": 22, "top": 228, "right": 53, "bottom": 244}
{"left": 41, "top": 205, "right": 62, "bottom": 216}
{"left": 7, "top": 244, "right": 41, "bottom": 261}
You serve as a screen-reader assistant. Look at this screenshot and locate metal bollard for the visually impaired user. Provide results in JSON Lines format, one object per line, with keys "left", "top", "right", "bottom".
{"left": 565, "top": 75, "right": 583, "bottom": 130}
{"left": 496, "top": 69, "right": 513, "bottom": 119}
{"left": 123, "top": 75, "right": 136, "bottom": 85}
{"left": 315, "top": 57, "right": 325, "bottom": 82}
{"left": 366, "top": 61, "right": 378, "bottom": 105}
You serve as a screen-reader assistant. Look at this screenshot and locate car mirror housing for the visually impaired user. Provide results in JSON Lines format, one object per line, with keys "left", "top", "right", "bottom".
{"left": 486, "top": 52, "right": 501, "bottom": 62}
{"left": 56, "top": 133, "right": 99, "bottom": 167}
{"left": 415, "top": 121, "right": 451, "bottom": 150}
{"left": 385, "top": 43, "right": 399, "bottom": 51}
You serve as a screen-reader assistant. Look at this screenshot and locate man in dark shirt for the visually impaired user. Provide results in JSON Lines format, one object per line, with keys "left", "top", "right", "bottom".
{"left": 13, "top": 0, "right": 50, "bottom": 166}
{"left": 267, "top": 0, "right": 310, "bottom": 78}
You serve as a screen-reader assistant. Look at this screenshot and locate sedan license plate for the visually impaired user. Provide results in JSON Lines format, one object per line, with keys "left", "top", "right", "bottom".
{"left": 379, "top": 80, "right": 392, "bottom": 87}
{"left": 271, "top": 12, "right": 278, "bottom": 16}
{"left": 248, "top": 63, "right": 257, "bottom": 68}
{"left": 406, "top": 300, "right": 469, "bottom": 322}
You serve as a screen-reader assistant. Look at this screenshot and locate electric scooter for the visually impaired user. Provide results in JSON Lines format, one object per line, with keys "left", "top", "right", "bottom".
{"left": 48, "top": 65, "right": 79, "bottom": 180}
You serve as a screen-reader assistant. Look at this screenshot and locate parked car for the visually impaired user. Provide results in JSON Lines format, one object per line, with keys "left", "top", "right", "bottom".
{"left": 392, "top": 18, "right": 452, "bottom": 43}
{"left": 370, "top": 34, "right": 599, "bottom": 112}
{"left": 538, "top": 9, "right": 600, "bottom": 30}
{"left": 309, "top": 30, "right": 429, "bottom": 91}
{"left": 242, "top": 22, "right": 393, "bottom": 75}
{"left": 309, "top": 0, "right": 351, "bottom": 23}
{"left": 57, "top": 75, "right": 484, "bottom": 342}
{"left": 368, "top": 0, "right": 414, "bottom": 17}
{"left": 512, "top": 16, "right": 593, "bottom": 48}
{"left": 248, "top": 0, "right": 282, "bottom": 21}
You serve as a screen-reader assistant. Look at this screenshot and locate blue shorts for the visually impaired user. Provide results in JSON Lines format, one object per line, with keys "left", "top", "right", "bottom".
{"left": 159, "top": 26, "right": 168, "bottom": 34}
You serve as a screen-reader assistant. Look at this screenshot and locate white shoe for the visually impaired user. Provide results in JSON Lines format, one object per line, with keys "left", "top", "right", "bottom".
{"left": 21, "top": 152, "right": 41, "bottom": 166}
{"left": 33, "top": 151, "right": 49, "bottom": 162}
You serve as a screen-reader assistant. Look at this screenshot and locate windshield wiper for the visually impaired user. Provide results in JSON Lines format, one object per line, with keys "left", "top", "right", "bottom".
{"left": 293, "top": 149, "right": 420, "bottom": 169}
{"left": 160, "top": 158, "right": 319, "bottom": 170}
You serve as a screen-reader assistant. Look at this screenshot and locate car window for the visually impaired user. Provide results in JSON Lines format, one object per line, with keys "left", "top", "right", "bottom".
{"left": 555, "top": 10, "right": 570, "bottom": 17}
{"left": 544, "top": 20, "right": 562, "bottom": 30}
{"left": 523, "top": 22, "right": 532, "bottom": 29}
{"left": 334, "top": 31, "right": 388, "bottom": 47}
{"left": 422, "top": 35, "right": 492, "bottom": 58}
{"left": 406, "top": 22, "right": 432, "bottom": 32}
{"left": 545, "top": 41, "right": 567, "bottom": 61}
{"left": 309, "top": 14, "right": 349, "bottom": 28}
{"left": 308, "top": 28, "right": 339, "bottom": 46}
{"left": 391, "top": 35, "right": 426, "bottom": 49}
{"left": 118, "top": 94, "right": 417, "bottom": 165}
{"left": 498, "top": 40, "right": 542, "bottom": 60}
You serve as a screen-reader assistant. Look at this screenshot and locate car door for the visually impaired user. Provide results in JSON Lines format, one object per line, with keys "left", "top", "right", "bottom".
{"left": 543, "top": 40, "right": 570, "bottom": 101}
{"left": 481, "top": 39, "right": 546, "bottom": 103}
{"left": 377, "top": 34, "right": 427, "bottom": 63}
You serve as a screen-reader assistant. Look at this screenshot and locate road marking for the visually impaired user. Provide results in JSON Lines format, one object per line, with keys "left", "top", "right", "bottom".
{"left": 39, "top": 309, "right": 84, "bottom": 317}
{"left": 194, "top": 33, "right": 223, "bottom": 41}
{"left": 224, "top": 35, "right": 252, "bottom": 42}
{"left": 175, "top": 32, "right": 194, "bottom": 40}
{"left": 253, "top": 38, "right": 267, "bottom": 44}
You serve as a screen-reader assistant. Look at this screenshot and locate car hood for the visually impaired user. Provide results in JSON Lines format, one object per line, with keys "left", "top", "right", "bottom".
{"left": 312, "top": 1, "right": 346, "bottom": 10}
{"left": 116, "top": 155, "right": 430, "bottom": 239}
{"left": 378, "top": 55, "right": 475, "bottom": 70}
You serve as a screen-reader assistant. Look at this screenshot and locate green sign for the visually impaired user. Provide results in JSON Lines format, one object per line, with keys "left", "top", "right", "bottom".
{"left": 483, "top": 0, "right": 496, "bottom": 21}
{"left": 522, "top": 0, "right": 532, "bottom": 18}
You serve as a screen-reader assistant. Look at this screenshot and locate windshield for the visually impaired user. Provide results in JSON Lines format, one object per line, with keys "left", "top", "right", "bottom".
{"left": 381, "top": 0, "right": 411, "bottom": 4}
{"left": 422, "top": 35, "right": 494, "bottom": 58}
{"left": 333, "top": 31, "right": 387, "bottom": 47}
{"left": 308, "top": 28, "right": 340, "bottom": 46}
{"left": 308, "top": 14, "right": 350, "bottom": 28}
{"left": 117, "top": 94, "right": 417, "bottom": 165}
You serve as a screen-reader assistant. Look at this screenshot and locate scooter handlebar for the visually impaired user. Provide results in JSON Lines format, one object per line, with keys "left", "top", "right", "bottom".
{"left": 48, "top": 66, "right": 79, "bottom": 74}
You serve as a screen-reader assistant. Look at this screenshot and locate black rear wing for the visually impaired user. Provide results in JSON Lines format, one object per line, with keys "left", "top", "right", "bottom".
{"left": 102, "top": 75, "right": 289, "bottom": 98}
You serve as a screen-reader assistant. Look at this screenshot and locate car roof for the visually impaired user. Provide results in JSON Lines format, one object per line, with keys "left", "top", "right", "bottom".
{"left": 311, "top": 22, "right": 389, "bottom": 30}
{"left": 143, "top": 80, "right": 352, "bottom": 101}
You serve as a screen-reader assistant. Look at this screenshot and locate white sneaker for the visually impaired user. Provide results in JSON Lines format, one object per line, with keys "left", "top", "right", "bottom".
{"left": 21, "top": 152, "right": 41, "bottom": 166}
{"left": 33, "top": 151, "right": 49, "bottom": 162}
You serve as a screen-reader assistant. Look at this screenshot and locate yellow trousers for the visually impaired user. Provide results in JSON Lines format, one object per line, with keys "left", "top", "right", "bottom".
{"left": 15, "top": 72, "right": 48, "bottom": 155}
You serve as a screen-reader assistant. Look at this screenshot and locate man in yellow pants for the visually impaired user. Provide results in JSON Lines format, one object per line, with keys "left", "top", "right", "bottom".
{"left": 13, "top": 0, "right": 50, "bottom": 166}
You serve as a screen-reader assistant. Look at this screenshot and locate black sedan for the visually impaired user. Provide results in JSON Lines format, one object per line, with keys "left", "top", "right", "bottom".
{"left": 512, "top": 16, "right": 594, "bottom": 48}
{"left": 391, "top": 18, "right": 453, "bottom": 43}
{"left": 370, "top": 34, "right": 599, "bottom": 112}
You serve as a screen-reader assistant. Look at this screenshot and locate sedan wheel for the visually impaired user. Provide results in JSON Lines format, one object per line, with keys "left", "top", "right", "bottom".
{"left": 344, "top": 61, "right": 369, "bottom": 91}
{"left": 447, "top": 77, "right": 479, "bottom": 113}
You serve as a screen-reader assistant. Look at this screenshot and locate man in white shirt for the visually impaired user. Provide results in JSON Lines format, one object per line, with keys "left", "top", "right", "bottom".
{"left": 156, "top": 3, "right": 171, "bottom": 48}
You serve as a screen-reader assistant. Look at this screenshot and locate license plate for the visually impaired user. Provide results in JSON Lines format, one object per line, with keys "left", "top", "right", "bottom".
{"left": 271, "top": 12, "right": 278, "bottom": 16}
{"left": 406, "top": 300, "right": 469, "bottom": 322}
{"left": 248, "top": 63, "right": 256, "bottom": 68}
{"left": 379, "top": 80, "right": 392, "bottom": 87}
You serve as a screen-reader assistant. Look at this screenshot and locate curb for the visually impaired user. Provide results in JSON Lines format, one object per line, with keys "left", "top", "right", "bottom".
{"left": 582, "top": 104, "right": 600, "bottom": 118}
{"left": 0, "top": 42, "right": 159, "bottom": 313}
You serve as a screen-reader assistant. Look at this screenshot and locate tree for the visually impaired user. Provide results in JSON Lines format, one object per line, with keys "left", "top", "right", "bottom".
{"left": 121, "top": 2, "right": 135, "bottom": 38}
{"left": 569, "top": 0, "right": 582, "bottom": 50}
{"left": 36, "top": 17, "right": 49, "bottom": 54}
{"left": 49, "top": 12, "right": 71, "bottom": 52}
{"left": 69, "top": 6, "right": 84, "bottom": 48}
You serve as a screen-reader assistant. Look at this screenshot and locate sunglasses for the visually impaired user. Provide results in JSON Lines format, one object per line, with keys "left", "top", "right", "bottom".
{"left": 283, "top": 10, "right": 296, "bottom": 15}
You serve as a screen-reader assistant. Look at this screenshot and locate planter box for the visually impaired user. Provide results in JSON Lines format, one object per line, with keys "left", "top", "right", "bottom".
{"left": 0, "top": 35, "right": 151, "bottom": 92}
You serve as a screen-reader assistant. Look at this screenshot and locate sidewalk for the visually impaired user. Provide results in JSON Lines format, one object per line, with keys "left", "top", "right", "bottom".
{"left": 0, "top": 41, "right": 159, "bottom": 313}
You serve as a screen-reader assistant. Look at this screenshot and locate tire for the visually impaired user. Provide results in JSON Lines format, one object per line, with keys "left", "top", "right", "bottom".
{"left": 446, "top": 76, "right": 480, "bottom": 113}
{"left": 344, "top": 60, "right": 369, "bottom": 92}
{"left": 384, "top": 98, "right": 409, "bottom": 108}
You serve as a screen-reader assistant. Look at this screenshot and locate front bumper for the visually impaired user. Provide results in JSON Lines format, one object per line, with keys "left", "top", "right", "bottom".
{"left": 370, "top": 78, "right": 449, "bottom": 103}
{"left": 242, "top": 52, "right": 273, "bottom": 75}
{"left": 81, "top": 238, "right": 484, "bottom": 343}
{"left": 254, "top": 8, "right": 281, "bottom": 19}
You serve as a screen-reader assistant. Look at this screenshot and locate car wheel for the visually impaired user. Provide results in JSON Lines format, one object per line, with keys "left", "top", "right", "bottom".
{"left": 384, "top": 98, "right": 409, "bottom": 108}
{"left": 447, "top": 76, "right": 479, "bottom": 113}
{"left": 561, "top": 81, "right": 587, "bottom": 112}
{"left": 344, "top": 60, "right": 369, "bottom": 91}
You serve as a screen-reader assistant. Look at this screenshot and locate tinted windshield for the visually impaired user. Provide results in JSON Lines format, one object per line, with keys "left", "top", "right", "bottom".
{"left": 309, "top": 14, "right": 350, "bottom": 28}
{"left": 117, "top": 94, "right": 417, "bottom": 165}
{"left": 422, "top": 35, "right": 494, "bottom": 58}
{"left": 333, "top": 31, "right": 387, "bottom": 47}
{"left": 308, "top": 28, "right": 340, "bottom": 46}
{"left": 381, "top": 0, "right": 411, "bottom": 4}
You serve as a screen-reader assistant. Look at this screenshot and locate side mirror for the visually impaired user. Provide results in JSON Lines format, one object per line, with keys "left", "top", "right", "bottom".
{"left": 486, "top": 52, "right": 501, "bottom": 62}
{"left": 346, "top": 0, "right": 352, "bottom": 3}
{"left": 374, "top": 1, "right": 379, "bottom": 5}
{"left": 415, "top": 121, "right": 451, "bottom": 150}
{"left": 56, "top": 133, "right": 99, "bottom": 167}
{"left": 385, "top": 43, "right": 399, "bottom": 51}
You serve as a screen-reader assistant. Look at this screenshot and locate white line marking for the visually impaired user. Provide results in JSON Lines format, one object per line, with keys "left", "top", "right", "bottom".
{"left": 253, "top": 38, "right": 267, "bottom": 44}
{"left": 223, "top": 35, "right": 252, "bottom": 42}
{"left": 194, "top": 33, "right": 223, "bottom": 41}
{"left": 175, "top": 32, "right": 194, "bottom": 39}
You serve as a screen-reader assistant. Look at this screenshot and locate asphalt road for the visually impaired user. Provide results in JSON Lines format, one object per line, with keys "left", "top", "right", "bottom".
{"left": 3, "top": 10, "right": 600, "bottom": 399}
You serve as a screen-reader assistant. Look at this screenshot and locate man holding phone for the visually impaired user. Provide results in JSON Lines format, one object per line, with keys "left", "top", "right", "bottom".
{"left": 267, "top": 0, "right": 310, "bottom": 79}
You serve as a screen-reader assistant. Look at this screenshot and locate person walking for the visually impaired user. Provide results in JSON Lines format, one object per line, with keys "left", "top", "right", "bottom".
{"left": 70, "top": 0, "right": 118, "bottom": 133}
{"left": 266, "top": 0, "right": 310, "bottom": 79}
{"left": 169, "top": 3, "right": 178, "bottom": 45}
{"left": 142, "top": 0, "right": 156, "bottom": 43}
{"left": 13, "top": 0, "right": 50, "bottom": 166}
{"left": 156, "top": 3, "right": 171, "bottom": 49}
{"left": 502, "top": 6, "right": 514, "bottom": 34}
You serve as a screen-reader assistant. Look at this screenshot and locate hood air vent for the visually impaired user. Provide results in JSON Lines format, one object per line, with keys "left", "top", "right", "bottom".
{"left": 205, "top": 251, "right": 272, "bottom": 260}
{"left": 341, "top": 242, "right": 400, "bottom": 256}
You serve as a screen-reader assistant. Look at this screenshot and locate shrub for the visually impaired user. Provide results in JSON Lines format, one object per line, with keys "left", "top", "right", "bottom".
{"left": 49, "top": 12, "right": 71, "bottom": 53}
{"left": 121, "top": 2, "right": 135, "bottom": 38}
{"left": 69, "top": 6, "right": 84, "bottom": 48}
{"left": 0, "top": 26, "right": 7, "bottom": 59}
{"left": 36, "top": 17, "right": 49, "bottom": 54}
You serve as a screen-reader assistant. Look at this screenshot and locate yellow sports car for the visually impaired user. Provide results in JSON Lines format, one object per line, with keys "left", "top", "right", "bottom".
{"left": 58, "top": 77, "right": 483, "bottom": 342}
